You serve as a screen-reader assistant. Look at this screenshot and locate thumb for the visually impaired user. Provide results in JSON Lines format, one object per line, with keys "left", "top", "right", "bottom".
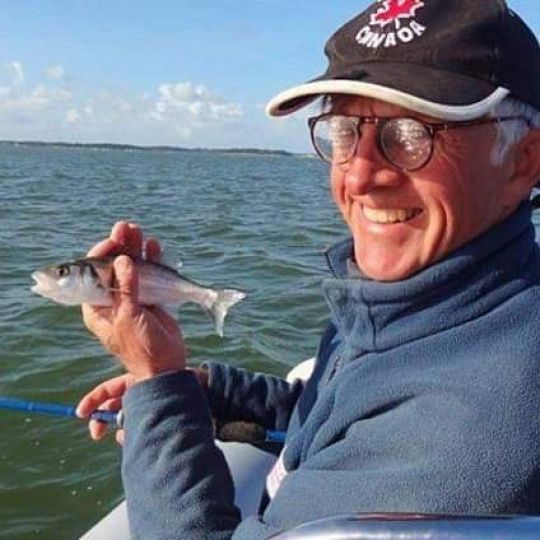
{"left": 113, "top": 255, "right": 140, "bottom": 317}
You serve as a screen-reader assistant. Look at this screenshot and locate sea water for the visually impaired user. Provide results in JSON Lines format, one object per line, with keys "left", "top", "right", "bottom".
{"left": 0, "top": 143, "right": 342, "bottom": 538}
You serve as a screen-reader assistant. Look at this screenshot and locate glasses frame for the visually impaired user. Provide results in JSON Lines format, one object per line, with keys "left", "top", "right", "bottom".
{"left": 308, "top": 113, "right": 531, "bottom": 172}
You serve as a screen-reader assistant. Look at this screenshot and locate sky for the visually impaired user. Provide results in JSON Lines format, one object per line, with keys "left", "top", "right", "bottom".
{"left": 0, "top": 0, "right": 538, "bottom": 152}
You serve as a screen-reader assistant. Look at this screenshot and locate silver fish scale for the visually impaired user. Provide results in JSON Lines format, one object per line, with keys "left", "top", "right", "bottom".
{"left": 135, "top": 260, "right": 217, "bottom": 308}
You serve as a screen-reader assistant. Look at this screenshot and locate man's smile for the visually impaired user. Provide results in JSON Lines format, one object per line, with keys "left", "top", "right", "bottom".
{"left": 361, "top": 205, "right": 423, "bottom": 225}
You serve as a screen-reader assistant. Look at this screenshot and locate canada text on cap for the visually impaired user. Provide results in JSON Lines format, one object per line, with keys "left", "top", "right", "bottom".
{"left": 266, "top": 0, "right": 540, "bottom": 120}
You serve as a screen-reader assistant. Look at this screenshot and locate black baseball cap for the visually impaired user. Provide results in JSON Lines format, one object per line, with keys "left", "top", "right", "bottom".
{"left": 266, "top": 0, "right": 540, "bottom": 120}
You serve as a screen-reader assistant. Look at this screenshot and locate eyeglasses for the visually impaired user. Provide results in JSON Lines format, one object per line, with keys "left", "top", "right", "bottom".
{"left": 308, "top": 114, "right": 530, "bottom": 172}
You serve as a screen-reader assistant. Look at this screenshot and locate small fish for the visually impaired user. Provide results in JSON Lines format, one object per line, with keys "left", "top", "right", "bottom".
{"left": 31, "top": 256, "right": 246, "bottom": 337}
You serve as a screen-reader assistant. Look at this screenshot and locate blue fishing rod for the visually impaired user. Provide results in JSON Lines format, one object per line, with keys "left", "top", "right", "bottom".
{"left": 0, "top": 397, "right": 287, "bottom": 443}
{"left": 0, "top": 397, "right": 121, "bottom": 426}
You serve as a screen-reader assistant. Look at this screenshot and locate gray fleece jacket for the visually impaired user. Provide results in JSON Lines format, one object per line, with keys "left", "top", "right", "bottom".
{"left": 122, "top": 202, "right": 540, "bottom": 539}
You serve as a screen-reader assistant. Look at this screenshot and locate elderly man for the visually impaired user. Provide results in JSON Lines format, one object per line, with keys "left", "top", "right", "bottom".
{"left": 77, "top": 0, "right": 540, "bottom": 538}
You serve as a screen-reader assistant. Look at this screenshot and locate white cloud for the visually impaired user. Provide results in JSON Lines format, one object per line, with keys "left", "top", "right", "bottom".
{"left": 5, "top": 61, "right": 24, "bottom": 86}
{"left": 45, "top": 65, "right": 66, "bottom": 81}
{"left": 66, "top": 109, "right": 80, "bottom": 123}
{"left": 152, "top": 82, "right": 243, "bottom": 132}
{"left": 0, "top": 63, "right": 307, "bottom": 150}
{"left": 159, "top": 82, "right": 205, "bottom": 103}
{"left": 0, "top": 83, "right": 71, "bottom": 115}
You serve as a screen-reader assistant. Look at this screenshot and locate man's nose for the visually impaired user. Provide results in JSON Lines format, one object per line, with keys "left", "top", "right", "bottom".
{"left": 340, "top": 133, "right": 404, "bottom": 195}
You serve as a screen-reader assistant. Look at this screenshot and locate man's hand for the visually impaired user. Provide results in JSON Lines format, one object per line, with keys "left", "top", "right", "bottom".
{"left": 76, "top": 374, "right": 134, "bottom": 444}
{"left": 77, "top": 369, "right": 208, "bottom": 444}
{"left": 82, "top": 222, "right": 186, "bottom": 381}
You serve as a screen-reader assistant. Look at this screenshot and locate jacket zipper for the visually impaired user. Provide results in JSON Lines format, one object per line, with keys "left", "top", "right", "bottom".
{"left": 327, "top": 354, "right": 344, "bottom": 381}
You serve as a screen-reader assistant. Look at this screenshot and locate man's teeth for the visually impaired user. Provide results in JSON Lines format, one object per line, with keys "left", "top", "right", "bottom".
{"left": 362, "top": 206, "right": 420, "bottom": 224}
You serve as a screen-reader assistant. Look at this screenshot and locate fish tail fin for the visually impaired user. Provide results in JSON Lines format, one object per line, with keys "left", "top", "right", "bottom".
{"left": 210, "top": 289, "right": 246, "bottom": 337}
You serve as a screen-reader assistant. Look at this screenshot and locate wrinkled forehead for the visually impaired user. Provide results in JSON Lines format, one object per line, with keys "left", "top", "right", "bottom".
{"left": 324, "top": 94, "right": 445, "bottom": 123}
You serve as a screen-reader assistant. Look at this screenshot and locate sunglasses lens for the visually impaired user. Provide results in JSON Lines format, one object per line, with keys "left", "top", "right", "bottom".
{"left": 313, "top": 116, "right": 357, "bottom": 164}
{"left": 380, "top": 118, "right": 432, "bottom": 171}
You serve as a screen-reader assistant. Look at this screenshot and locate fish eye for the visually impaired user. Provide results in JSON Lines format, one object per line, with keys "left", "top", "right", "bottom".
{"left": 56, "top": 265, "right": 71, "bottom": 278}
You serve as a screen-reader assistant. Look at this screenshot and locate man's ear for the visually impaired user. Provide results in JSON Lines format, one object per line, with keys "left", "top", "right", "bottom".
{"left": 504, "top": 128, "right": 540, "bottom": 204}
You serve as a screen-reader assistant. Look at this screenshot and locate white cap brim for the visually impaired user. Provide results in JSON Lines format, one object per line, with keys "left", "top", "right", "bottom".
{"left": 266, "top": 80, "right": 510, "bottom": 121}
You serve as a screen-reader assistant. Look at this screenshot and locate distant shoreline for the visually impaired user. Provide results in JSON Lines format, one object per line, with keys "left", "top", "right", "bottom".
{"left": 0, "top": 139, "right": 297, "bottom": 157}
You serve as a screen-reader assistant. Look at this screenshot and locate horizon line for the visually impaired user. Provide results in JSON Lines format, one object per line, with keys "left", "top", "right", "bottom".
{"left": 0, "top": 138, "right": 305, "bottom": 156}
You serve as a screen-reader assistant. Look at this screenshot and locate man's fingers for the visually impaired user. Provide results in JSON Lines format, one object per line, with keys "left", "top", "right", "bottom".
{"left": 76, "top": 375, "right": 130, "bottom": 418}
{"left": 128, "top": 223, "right": 143, "bottom": 256}
{"left": 110, "top": 221, "right": 131, "bottom": 245}
{"left": 113, "top": 255, "right": 140, "bottom": 318}
{"left": 109, "top": 221, "right": 143, "bottom": 257}
{"left": 87, "top": 397, "right": 122, "bottom": 441}
{"left": 89, "top": 420, "right": 107, "bottom": 441}
{"left": 78, "top": 376, "right": 128, "bottom": 442}
{"left": 87, "top": 238, "right": 119, "bottom": 258}
{"left": 145, "top": 238, "right": 162, "bottom": 262}
{"left": 86, "top": 221, "right": 131, "bottom": 258}
{"left": 116, "top": 429, "right": 125, "bottom": 446}
{"left": 87, "top": 222, "right": 145, "bottom": 260}
{"left": 114, "top": 255, "right": 139, "bottom": 297}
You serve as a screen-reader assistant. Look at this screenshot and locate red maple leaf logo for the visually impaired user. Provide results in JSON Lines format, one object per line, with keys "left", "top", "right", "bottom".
{"left": 370, "top": 0, "right": 425, "bottom": 28}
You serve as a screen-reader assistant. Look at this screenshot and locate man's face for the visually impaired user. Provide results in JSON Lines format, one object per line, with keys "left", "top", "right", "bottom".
{"left": 329, "top": 96, "right": 515, "bottom": 281}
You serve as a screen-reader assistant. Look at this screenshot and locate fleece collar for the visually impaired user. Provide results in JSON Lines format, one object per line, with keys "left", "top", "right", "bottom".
{"left": 322, "top": 202, "right": 539, "bottom": 361}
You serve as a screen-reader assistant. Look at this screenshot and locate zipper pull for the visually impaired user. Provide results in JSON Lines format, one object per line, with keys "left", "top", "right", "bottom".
{"left": 327, "top": 355, "right": 343, "bottom": 381}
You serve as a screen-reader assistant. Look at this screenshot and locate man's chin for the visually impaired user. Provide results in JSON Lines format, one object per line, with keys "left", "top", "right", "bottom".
{"left": 356, "top": 254, "right": 422, "bottom": 282}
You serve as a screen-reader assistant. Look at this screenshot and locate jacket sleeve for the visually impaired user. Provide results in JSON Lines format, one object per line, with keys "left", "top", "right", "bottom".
{"left": 202, "top": 362, "right": 304, "bottom": 431}
{"left": 122, "top": 371, "right": 241, "bottom": 540}
{"left": 122, "top": 371, "right": 290, "bottom": 539}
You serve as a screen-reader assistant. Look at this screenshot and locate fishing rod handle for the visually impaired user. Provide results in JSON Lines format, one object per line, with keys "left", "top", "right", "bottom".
{"left": 89, "top": 409, "right": 121, "bottom": 426}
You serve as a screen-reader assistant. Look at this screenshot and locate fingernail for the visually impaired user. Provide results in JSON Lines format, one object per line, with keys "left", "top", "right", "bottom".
{"left": 113, "top": 220, "right": 127, "bottom": 231}
{"left": 115, "top": 255, "right": 132, "bottom": 271}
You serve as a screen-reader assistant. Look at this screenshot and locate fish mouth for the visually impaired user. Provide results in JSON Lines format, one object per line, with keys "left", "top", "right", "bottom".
{"left": 31, "top": 271, "right": 68, "bottom": 302}
{"left": 31, "top": 270, "right": 79, "bottom": 306}
{"left": 31, "top": 271, "right": 57, "bottom": 294}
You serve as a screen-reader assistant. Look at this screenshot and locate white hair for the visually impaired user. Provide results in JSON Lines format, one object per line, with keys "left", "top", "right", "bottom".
{"left": 489, "top": 97, "right": 540, "bottom": 167}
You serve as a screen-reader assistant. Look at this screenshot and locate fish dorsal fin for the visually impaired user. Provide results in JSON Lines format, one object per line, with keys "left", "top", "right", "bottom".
{"left": 144, "top": 246, "right": 182, "bottom": 271}
{"left": 161, "top": 247, "right": 183, "bottom": 271}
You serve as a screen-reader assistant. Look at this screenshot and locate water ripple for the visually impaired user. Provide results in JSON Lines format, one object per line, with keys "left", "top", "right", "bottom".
{"left": 0, "top": 145, "right": 342, "bottom": 538}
